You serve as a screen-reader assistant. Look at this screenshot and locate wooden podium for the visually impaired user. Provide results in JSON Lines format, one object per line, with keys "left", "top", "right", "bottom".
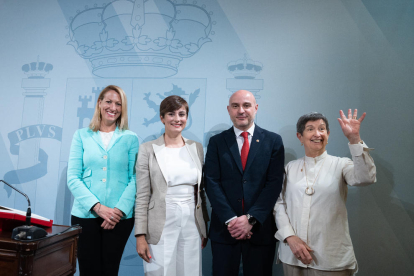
{"left": 0, "top": 224, "right": 81, "bottom": 276}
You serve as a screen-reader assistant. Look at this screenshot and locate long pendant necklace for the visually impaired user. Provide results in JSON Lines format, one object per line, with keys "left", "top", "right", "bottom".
{"left": 303, "top": 156, "right": 326, "bottom": 195}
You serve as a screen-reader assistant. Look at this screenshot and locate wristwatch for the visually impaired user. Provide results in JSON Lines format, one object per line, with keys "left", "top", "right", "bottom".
{"left": 246, "top": 214, "right": 256, "bottom": 226}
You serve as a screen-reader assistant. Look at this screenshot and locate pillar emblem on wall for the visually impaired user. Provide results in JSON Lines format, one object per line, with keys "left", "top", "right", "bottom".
{"left": 4, "top": 60, "right": 63, "bottom": 212}
{"left": 227, "top": 54, "right": 264, "bottom": 99}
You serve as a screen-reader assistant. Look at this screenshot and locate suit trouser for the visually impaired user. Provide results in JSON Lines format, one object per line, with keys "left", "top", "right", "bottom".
{"left": 211, "top": 239, "right": 276, "bottom": 276}
{"left": 144, "top": 192, "right": 201, "bottom": 276}
{"left": 282, "top": 263, "right": 353, "bottom": 276}
{"left": 71, "top": 216, "right": 134, "bottom": 276}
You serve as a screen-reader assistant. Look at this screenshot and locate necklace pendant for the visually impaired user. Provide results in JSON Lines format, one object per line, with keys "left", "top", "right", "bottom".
{"left": 305, "top": 187, "right": 315, "bottom": 195}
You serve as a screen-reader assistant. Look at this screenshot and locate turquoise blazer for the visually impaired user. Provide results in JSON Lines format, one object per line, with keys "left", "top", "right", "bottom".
{"left": 67, "top": 127, "right": 139, "bottom": 219}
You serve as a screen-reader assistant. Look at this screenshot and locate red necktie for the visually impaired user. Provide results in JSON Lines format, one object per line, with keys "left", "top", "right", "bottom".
{"left": 241, "top": 132, "right": 249, "bottom": 213}
{"left": 241, "top": 132, "right": 249, "bottom": 171}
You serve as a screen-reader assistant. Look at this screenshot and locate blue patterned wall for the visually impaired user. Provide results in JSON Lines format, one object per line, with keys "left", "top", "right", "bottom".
{"left": 1, "top": 0, "right": 413, "bottom": 275}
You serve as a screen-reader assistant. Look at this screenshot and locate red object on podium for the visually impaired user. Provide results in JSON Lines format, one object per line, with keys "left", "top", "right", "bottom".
{"left": 0, "top": 206, "right": 53, "bottom": 231}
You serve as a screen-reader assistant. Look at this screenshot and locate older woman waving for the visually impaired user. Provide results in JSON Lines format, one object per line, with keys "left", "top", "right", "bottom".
{"left": 274, "top": 110, "right": 376, "bottom": 276}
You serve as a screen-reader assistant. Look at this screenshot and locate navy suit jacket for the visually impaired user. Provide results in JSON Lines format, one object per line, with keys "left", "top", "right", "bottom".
{"left": 205, "top": 125, "right": 284, "bottom": 245}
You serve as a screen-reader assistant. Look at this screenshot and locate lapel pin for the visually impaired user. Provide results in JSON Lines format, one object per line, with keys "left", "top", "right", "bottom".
{"left": 256, "top": 139, "right": 259, "bottom": 142}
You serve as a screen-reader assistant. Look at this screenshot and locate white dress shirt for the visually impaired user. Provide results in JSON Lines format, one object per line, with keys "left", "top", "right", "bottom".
{"left": 225, "top": 123, "right": 255, "bottom": 224}
{"left": 274, "top": 142, "right": 376, "bottom": 274}
{"left": 234, "top": 123, "right": 255, "bottom": 154}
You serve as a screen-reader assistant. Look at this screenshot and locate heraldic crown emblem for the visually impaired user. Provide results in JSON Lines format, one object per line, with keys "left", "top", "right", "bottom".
{"left": 227, "top": 54, "right": 263, "bottom": 79}
{"left": 67, "top": 0, "right": 213, "bottom": 78}
{"left": 22, "top": 58, "right": 53, "bottom": 79}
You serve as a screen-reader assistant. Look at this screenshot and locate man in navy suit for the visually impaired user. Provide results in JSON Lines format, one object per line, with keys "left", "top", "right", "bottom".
{"left": 205, "top": 90, "right": 285, "bottom": 275}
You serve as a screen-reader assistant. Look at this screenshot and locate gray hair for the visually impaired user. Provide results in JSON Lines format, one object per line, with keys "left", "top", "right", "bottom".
{"left": 296, "top": 112, "right": 329, "bottom": 135}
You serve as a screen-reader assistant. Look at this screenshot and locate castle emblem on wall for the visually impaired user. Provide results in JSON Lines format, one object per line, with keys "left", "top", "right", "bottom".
{"left": 77, "top": 88, "right": 103, "bottom": 129}
{"left": 67, "top": 0, "right": 213, "bottom": 78}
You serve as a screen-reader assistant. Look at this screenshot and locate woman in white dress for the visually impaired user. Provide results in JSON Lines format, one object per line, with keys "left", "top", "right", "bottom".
{"left": 274, "top": 110, "right": 376, "bottom": 276}
{"left": 134, "top": 95, "right": 209, "bottom": 276}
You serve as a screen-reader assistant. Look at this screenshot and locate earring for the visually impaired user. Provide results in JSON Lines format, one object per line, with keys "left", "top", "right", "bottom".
{"left": 301, "top": 143, "right": 303, "bottom": 146}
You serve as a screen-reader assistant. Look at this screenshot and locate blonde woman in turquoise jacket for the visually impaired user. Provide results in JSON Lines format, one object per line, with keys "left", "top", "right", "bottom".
{"left": 67, "top": 85, "right": 138, "bottom": 276}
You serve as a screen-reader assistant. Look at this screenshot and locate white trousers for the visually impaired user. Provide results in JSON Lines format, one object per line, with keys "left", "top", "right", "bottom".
{"left": 144, "top": 191, "right": 201, "bottom": 276}
{"left": 282, "top": 263, "right": 353, "bottom": 276}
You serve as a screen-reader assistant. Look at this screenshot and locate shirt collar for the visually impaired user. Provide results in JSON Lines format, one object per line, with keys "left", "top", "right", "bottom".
{"left": 233, "top": 123, "right": 255, "bottom": 138}
{"left": 304, "top": 150, "right": 328, "bottom": 163}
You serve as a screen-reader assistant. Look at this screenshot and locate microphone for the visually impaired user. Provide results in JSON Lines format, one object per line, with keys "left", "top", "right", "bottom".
{"left": 1, "top": 180, "right": 47, "bottom": 240}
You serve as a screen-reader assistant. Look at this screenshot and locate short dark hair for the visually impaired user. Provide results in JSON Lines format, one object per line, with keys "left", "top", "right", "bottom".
{"left": 160, "top": 95, "right": 189, "bottom": 118}
{"left": 296, "top": 112, "right": 329, "bottom": 135}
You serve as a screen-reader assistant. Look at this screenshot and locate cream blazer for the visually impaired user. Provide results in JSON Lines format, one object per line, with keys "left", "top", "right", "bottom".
{"left": 134, "top": 135, "right": 209, "bottom": 244}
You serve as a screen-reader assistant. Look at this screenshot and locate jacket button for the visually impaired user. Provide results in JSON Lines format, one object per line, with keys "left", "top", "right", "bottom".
{"left": 103, "top": 155, "right": 107, "bottom": 159}
{"left": 238, "top": 199, "right": 242, "bottom": 202}
{"left": 197, "top": 206, "right": 200, "bottom": 209}
{"left": 103, "top": 167, "right": 107, "bottom": 171}
{"left": 243, "top": 179, "right": 247, "bottom": 183}
{"left": 102, "top": 178, "right": 106, "bottom": 182}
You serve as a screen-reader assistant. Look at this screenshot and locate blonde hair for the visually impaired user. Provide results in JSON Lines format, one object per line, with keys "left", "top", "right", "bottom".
{"left": 89, "top": 85, "right": 129, "bottom": 132}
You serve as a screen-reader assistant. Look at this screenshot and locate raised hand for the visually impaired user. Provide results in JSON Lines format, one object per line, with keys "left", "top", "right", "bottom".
{"left": 286, "top": 235, "right": 314, "bottom": 265}
{"left": 337, "top": 109, "right": 366, "bottom": 144}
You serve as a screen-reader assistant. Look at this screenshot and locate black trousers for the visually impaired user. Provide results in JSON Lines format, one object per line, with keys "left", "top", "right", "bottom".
{"left": 71, "top": 216, "right": 134, "bottom": 276}
{"left": 211, "top": 240, "right": 276, "bottom": 276}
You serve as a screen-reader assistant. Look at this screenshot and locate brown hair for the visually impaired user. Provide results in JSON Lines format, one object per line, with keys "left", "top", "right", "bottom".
{"left": 89, "top": 85, "right": 129, "bottom": 132}
{"left": 160, "top": 95, "right": 189, "bottom": 118}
